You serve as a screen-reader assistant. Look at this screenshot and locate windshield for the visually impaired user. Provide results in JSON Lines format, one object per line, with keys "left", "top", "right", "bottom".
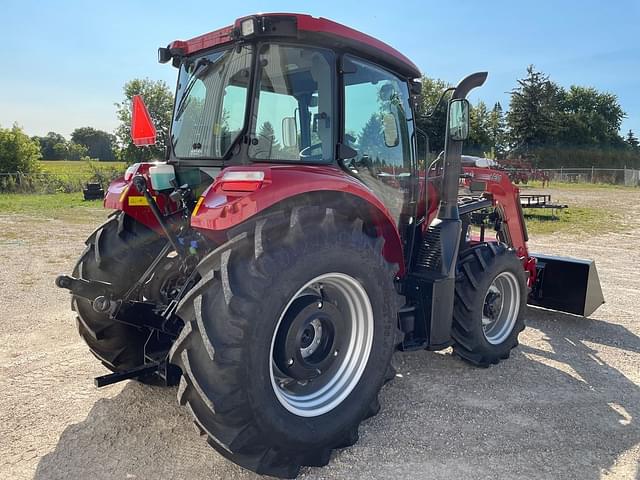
{"left": 171, "top": 45, "right": 253, "bottom": 159}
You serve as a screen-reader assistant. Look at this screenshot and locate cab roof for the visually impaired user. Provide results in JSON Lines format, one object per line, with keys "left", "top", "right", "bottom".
{"left": 167, "top": 13, "right": 421, "bottom": 79}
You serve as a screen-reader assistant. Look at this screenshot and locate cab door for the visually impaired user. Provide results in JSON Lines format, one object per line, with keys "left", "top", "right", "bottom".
{"left": 341, "top": 55, "right": 417, "bottom": 250}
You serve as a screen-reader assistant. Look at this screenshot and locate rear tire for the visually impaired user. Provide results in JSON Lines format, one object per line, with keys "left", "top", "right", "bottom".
{"left": 452, "top": 243, "right": 526, "bottom": 367}
{"left": 170, "top": 206, "right": 399, "bottom": 478}
{"left": 72, "top": 211, "right": 167, "bottom": 380}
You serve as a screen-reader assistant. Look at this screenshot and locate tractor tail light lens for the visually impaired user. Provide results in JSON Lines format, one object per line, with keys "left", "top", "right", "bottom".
{"left": 124, "top": 163, "right": 141, "bottom": 181}
{"left": 220, "top": 171, "right": 265, "bottom": 192}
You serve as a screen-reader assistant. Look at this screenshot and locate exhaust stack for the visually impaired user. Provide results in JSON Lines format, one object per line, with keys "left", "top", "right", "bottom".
{"left": 409, "top": 72, "right": 488, "bottom": 348}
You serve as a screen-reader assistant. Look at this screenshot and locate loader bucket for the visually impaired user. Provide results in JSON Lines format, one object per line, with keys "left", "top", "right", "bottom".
{"left": 528, "top": 254, "right": 604, "bottom": 317}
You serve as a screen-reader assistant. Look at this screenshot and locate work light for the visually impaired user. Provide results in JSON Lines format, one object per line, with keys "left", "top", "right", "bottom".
{"left": 240, "top": 18, "right": 256, "bottom": 37}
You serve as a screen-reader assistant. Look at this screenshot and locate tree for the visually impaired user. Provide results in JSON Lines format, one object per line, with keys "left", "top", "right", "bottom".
{"left": 507, "top": 66, "right": 628, "bottom": 161}
{"left": 33, "top": 131, "right": 90, "bottom": 161}
{"left": 115, "top": 78, "right": 174, "bottom": 163}
{"left": 33, "top": 131, "right": 67, "bottom": 160}
{"left": 466, "top": 101, "right": 492, "bottom": 156}
{"left": 358, "top": 114, "right": 386, "bottom": 165}
{"left": 488, "top": 102, "right": 508, "bottom": 158}
{"left": 53, "top": 141, "right": 88, "bottom": 161}
{"left": 70, "top": 127, "right": 115, "bottom": 160}
{"left": 558, "top": 86, "right": 625, "bottom": 146}
{"left": 507, "top": 65, "right": 565, "bottom": 151}
{"left": 256, "top": 121, "right": 283, "bottom": 158}
{"left": 415, "top": 76, "right": 451, "bottom": 154}
{"left": 625, "top": 129, "right": 639, "bottom": 150}
{"left": 0, "top": 124, "right": 41, "bottom": 173}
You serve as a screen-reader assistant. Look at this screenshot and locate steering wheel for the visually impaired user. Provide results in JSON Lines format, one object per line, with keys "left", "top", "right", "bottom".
{"left": 299, "top": 143, "right": 324, "bottom": 160}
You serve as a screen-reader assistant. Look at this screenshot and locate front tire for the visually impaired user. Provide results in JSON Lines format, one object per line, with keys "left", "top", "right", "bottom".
{"left": 170, "top": 207, "right": 399, "bottom": 477}
{"left": 452, "top": 243, "right": 526, "bottom": 367}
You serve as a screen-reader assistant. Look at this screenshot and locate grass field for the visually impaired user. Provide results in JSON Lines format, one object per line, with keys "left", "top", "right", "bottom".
{"left": 0, "top": 160, "right": 128, "bottom": 194}
{"left": 0, "top": 192, "right": 104, "bottom": 224}
{"left": 39, "top": 160, "right": 127, "bottom": 175}
{"left": 523, "top": 206, "right": 616, "bottom": 235}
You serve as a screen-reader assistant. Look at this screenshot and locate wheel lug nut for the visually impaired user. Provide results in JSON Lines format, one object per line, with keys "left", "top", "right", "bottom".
{"left": 333, "top": 350, "right": 339, "bottom": 357}
{"left": 287, "top": 358, "right": 294, "bottom": 366}
{"left": 317, "top": 302, "right": 323, "bottom": 309}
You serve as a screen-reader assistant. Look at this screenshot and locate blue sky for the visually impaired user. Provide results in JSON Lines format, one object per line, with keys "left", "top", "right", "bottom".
{"left": 1, "top": 0, "right": 638, "bottom": 138}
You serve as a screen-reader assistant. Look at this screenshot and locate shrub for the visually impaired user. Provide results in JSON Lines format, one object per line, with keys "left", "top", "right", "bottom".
{"left": 0, "top": 124, "right": 42, "bottom": 174}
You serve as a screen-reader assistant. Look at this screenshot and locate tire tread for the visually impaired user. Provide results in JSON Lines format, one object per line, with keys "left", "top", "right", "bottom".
{"left": 451, "top": 243, "right": 526, "bottom": 367}
{"left": 170, "top": 206, "right": 399, "bottom": 477}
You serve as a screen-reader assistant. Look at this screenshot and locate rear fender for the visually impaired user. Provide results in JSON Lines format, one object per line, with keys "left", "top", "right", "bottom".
{"left": 190, "top": 164, "right": 405, "bottom": 274}
{"left": 104, "top": 162, "right": 174, "bottom": 234}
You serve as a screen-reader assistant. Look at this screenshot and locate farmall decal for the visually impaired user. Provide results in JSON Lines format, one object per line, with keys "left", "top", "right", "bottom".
{"left": 469, "top": 171, "right": 502, "bottom": 182}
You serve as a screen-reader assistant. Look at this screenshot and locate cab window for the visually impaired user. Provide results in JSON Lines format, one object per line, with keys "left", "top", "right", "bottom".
{"left": 250, "top": 44, "right": 335, "bottom": 162}
{"left": 343, "top": 55, "right": 415, "bottom": 222}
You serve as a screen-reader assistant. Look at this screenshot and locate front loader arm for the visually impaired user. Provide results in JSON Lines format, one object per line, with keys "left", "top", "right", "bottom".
{"left": 460, "top": 166, "right": 604, "bottom": 316}
{"left": 461, "top": 166, "right": 529, "bottom": 259}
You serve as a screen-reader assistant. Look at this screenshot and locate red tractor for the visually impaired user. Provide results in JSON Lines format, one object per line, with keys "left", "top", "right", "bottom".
{"left": 56, "top": 14, "right": 604, "bottom": 478}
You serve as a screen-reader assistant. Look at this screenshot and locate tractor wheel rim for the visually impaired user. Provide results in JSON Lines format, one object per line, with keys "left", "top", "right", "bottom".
{"left": 482, "top": 271, "right": 520, "bottom": 345}
{"left": 270, "top": 272, "right": 374, "bottom": 417}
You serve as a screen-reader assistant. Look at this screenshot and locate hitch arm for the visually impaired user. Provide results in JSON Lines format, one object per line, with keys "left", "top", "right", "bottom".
{"left": 55, "top": 275, "right": 113, "bottom": 301}
{"left": 94, "top": 361, "right": 161, "bottom": 387}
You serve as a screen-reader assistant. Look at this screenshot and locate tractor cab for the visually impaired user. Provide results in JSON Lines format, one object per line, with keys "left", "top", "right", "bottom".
{"left": 160, "top": 14, "right": 420, "bottom": 167}
{"left": 150, "top": 14, "right": 424, "bottom": 229}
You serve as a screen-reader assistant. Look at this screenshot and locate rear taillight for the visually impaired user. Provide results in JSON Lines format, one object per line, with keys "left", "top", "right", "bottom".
{"left": 219, "top": 171, "right": 265, "bottom": 192}
{"left": 124, "top": 163, "right": 141, "bottom": 181}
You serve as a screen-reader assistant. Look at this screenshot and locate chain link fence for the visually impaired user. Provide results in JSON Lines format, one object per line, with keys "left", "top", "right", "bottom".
{"left": 504, "top": 168, "right": 640, "bottom": 186}
{"left": 542, "top": 168, "right": 640, "bottom": 186}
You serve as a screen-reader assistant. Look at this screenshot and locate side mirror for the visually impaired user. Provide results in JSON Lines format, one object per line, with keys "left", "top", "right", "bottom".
{"left": 448, "top": 98, "right": 470, "bottom": 141}
{"left": 158, "top": 47, "right": 172, "bottom": 64}
{"left": 131, "top": 95, "right": 157, "bottom": 146}
{"left": 282, "top": 117, "right": 298, "bottom": 148}
{"left": 382, "top": 113, "right": 399, "bottom": 147}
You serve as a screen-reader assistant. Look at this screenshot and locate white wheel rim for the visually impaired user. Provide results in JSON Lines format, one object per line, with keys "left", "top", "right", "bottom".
{"left": 482, "top": 271, "right": 521, "bottom": 345}
{"left": 269, "top": 273, "right": 374, "bottom": 417}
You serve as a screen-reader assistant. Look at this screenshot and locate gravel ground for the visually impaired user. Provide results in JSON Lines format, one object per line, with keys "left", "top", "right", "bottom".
{"left": 0, "top": 186, "right": 638, "bottom": 480}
